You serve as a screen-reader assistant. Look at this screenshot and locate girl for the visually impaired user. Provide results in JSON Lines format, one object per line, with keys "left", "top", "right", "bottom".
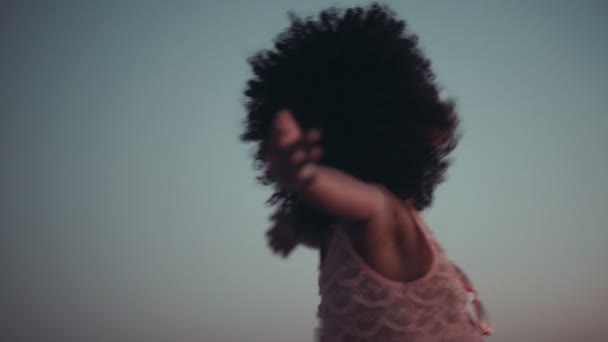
{"left": 241, "top": 3, "right": 492, "bottom": 341}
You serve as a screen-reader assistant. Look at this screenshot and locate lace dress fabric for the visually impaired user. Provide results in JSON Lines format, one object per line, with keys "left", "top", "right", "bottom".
{"left": 316, "top": 213, "right": 487, "bottom": 341}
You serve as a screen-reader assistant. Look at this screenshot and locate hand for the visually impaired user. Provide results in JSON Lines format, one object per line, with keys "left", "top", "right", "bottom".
{"left": 266, "top": 212, "right": 299, "bottom": 258}
{"left": 264, "top": 109, "right": 324, "bottom": 189}
{"left": 265, "top": 109, "right": 385, "bottom": 226}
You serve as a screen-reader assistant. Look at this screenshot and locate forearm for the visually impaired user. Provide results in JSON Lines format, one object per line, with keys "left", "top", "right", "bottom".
{"left": 293, "top": 165, "right": 384, "bottom": 223}
{"left": 267, "top": 109, "right": 386, "bottom": 224}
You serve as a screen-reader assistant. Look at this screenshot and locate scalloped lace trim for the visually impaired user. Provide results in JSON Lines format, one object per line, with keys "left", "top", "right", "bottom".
{"left": 317, "top": 227, "right": 485, "bottom": 341}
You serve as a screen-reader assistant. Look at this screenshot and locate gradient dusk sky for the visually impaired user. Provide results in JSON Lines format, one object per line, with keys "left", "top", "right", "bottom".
{"left": 1, "top": 1, "right": 607, "bottom": 341}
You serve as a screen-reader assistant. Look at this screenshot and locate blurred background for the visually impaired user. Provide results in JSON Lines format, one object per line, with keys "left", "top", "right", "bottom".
{"left": 1, "top": 1, "right": 606, "bottom": 341}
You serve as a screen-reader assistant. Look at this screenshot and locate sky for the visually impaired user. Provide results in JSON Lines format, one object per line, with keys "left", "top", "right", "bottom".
{"left": 1, "top": 1, "right": 607, "bottom": 341}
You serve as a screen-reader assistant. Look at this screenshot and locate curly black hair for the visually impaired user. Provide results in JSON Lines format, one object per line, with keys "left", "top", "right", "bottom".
{"left": 241, "top": 3, "right": 460, "bottom": 246}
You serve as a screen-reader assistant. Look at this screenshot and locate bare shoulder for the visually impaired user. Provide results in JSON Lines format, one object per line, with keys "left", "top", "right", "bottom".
{"left": 341, "top": 184, "right": 398, "bottom": 238}
{"left": 343, "top": 185, "right": 434, "bottom": 283}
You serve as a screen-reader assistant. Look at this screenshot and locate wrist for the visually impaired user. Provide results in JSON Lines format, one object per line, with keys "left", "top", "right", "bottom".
{"left": 292, "top": 163, "right": 319, "bottom": 191}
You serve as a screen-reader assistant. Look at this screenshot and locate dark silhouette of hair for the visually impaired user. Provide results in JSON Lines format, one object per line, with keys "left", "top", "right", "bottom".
{"left": 241, "top": 3, "right": 460, "bottom": 246}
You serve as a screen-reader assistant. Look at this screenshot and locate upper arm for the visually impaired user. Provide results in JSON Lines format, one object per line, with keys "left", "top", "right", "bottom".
{"left": 362, "top": 183, "right": 401, "bottom": 231}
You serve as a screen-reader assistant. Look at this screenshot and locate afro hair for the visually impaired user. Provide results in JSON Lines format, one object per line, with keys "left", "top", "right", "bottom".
{"left": 241, "top": 3, "right": 460, "bottom": 247}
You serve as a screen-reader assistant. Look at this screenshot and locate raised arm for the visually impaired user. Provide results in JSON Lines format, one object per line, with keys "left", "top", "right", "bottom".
{"left": 265, "top": 109, "right": 386, "bottom": 224}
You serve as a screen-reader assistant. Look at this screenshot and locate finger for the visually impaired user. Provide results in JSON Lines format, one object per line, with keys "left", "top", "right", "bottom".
{"left": 304, "top": 128, "right": 322, "bottom": 144}
{"left": 290, "top": 134, "right": 323, "bottom": 158}
{"left": 274, "top": 109, "right": 301, "bottom": 147}
{"left": 289, "top": 143, "right": 322, "bottom": 166}
{"left": 296, "top": 163, "right": 317, "bottom": 183}
{"left": 285, "top": 135, "right": 321, "bottom": 163}
{"left": 308, "top": 146, "right": 324, "bottom": 162}
{"left": 289, "top": 147, "right": 308, "bottom": 165}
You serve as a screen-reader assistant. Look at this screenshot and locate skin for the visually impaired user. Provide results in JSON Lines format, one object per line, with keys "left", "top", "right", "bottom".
{"left": 265, "top": 109, "right": 433, "bottom": 283}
